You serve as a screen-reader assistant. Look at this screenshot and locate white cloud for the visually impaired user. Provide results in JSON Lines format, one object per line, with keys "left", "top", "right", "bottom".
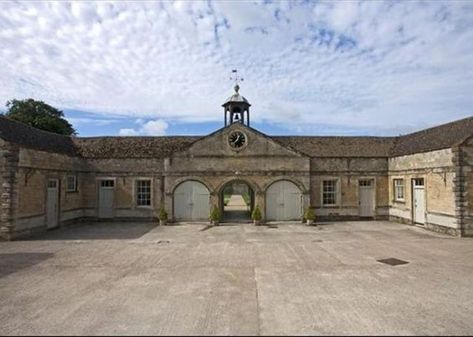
{"left": 119, "top": 119, "right": 168, "bottom": 136}
{"left": 67, "top": 117, "right": 115, "bottom": 126}
{"left": 140, "top": 119, "right": 168, "bottom": 136}
{"left": 118, "top": 128, "right": 138, "bottom": 136}
{"left": 1, "top": 1, "right": 473, "bottom": 135}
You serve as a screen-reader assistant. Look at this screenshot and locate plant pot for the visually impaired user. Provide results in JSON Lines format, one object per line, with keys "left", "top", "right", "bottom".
{"left": 306, "top": 219, "right": 315, "bottom": 226}
{"left": 211, "top": 220, "right": 219, "bottom": 226}
{"left": 253, "top": 220, "right": 261, "bottom": 226}
{"left": 159, "top": 219, "right": 167, "bottom": 226}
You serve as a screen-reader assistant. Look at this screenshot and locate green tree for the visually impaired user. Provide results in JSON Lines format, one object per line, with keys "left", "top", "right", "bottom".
{"left": 4, "top": 99, "right": 76, "bottom": 135}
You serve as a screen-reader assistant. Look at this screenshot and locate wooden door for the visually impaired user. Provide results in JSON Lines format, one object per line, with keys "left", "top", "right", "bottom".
{"left": 359, "top": 180, "right": 375, "bottom": 217}
{"left": 98, "top": 180, "right": 114, "bottom": 218}
{"left": 265, "top": 180, "right": 302, "bottom": 221}
{"left": 46, "top": 179, "right": 59, "bottom": 229}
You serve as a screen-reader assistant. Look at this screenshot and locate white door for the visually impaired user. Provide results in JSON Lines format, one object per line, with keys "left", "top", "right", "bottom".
{"left": 98, "top": 180, "right": 114, "bottom": 218}
{"left": 46, "top": 179, "right": 59, "bottom": 229}
{"left": 174, "top": 181, "right": 210, "bottom": 220}
{"left": 413, "top": 178, "right": 426, "bottom": 225}
{"left": 359, "top": 180, "right": 375, "bottom": 217}
{"left": 266, "top": 180, "right": 302, "bottom": 221}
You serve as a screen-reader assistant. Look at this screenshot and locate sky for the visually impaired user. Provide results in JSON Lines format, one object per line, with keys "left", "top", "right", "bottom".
{"left": 1, "top": 0, "right": 473, "bottom": 137}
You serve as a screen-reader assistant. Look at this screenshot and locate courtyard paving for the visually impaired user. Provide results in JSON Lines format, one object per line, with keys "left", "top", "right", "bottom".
{"left": 1, "top": 221, "right": 473, "bottom": 336}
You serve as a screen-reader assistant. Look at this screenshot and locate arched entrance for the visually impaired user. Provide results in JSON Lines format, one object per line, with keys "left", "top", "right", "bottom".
{"left": 173, "top": 180, "right": 210, "bottom": 221}
{"left": 265, "top": 180, "right": 303, "bottom": 221}
{"left": 220, "top": 180, "right": 255, "bottom": 222}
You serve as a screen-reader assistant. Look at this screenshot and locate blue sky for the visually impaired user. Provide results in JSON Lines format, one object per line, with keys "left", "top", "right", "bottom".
{"left": 1, "top": 1, "right": 473, "bottom": 137}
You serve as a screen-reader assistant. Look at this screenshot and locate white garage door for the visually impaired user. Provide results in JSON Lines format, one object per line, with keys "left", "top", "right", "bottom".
{"left": 173, "top": 181, "right": 210, "bottom": 221}
{"left": 266, "top": 180, "right": 302, "bottom": 221}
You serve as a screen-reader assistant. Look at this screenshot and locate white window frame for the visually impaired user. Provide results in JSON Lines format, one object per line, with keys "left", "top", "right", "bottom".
{"left": 135, "top": 178, "right": 152, "bottom": 207}
{"left": 322, "top": 179, "right": 339, "bottom": 206}
{"left": 393, "top": 179, "right": 405, "bottom": 202}
{"left": 66, "top": 175, "right": 77, "bottom": 192}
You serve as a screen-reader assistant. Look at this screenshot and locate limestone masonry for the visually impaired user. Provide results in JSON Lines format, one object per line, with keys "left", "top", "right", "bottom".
{"left": 1, "top": 86, "right": 472, "bottom": 240}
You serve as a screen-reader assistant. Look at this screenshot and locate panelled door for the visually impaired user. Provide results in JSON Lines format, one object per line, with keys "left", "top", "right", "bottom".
{"left": 46, "top": 179, "right": 59, "bottom": 229}
{"left": 265, "top": 180, "right": 302, "bottom": 221}
{"left": 359, "top": 179, "right": 375, "bottom": 217}
{"left": 173, "top": 181, "right": 210, "bottom": 220}
{"left": 412, "top": 178, "right": 426, "bottom": 225}
{"left": 98, "top": 180, "right": 115, "bottom": 218}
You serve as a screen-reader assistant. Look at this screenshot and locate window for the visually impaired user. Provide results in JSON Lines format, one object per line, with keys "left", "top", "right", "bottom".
{"left": 66, "top": 175, "right": 77, "bottom": 192}
{"left": 47, "top": 180, "right": 57, "bottom": 189}
{"left": 136, "top": 180, "right": 151, "bottom": 206}
{"left": 359, "top": 179, "right": 373, "bottom": 187}
{"left": 100, "top": 180, "right": 114, "bottom": 188}
{"left": 393, "top": 179, "right": 404, "bottom": 201}
{"left": 322, "top": 180, "right": 338, "bottom": 206}
{"left": 413, "top": 178, "right": 424, "bottom": 187}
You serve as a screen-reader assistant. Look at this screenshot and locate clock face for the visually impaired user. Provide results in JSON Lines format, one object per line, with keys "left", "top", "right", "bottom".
{"left": 228, "top": 131, "right": 246, "bottom": 149}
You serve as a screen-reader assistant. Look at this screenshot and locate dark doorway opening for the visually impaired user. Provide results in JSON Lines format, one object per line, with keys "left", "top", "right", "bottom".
{"left": 220, "top": 181, "right": 255, "bottom": 222}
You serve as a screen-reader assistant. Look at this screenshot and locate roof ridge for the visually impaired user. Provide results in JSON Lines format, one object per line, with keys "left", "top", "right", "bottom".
{"left": 74, "top": 135, "right": 199, "bottom": 140}
{"left": 399, "top": 115, "right": 473, "bottom": 137}
{"left": 0, "top": 115, "right": 73, "bottom": 139}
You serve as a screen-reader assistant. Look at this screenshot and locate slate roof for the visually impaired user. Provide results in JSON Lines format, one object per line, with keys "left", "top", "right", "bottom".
{"left": 73, "top": 136, "right": 199, "bottom": 159}
{"left": 0, "top": 115, "right": 77, "bottom": 156}
{"left": 273, "top": 136, "right": 396, "bottom": 158}
{"left": 1, "top": 114, "right": 472, "bottom": 159}
{"left": 390, "top": 116, "right": 473, "bottom": 156}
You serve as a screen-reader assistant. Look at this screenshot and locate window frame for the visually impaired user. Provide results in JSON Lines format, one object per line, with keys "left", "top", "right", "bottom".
{"left": 393, "top": 178, "right": 405, "bottom": 202}
{"left": 66, "top": 175, "right": 78, "bottom": 193}
{"left": 322, "top": 179, "right": 339, "bottom": 207}
{"left": 135, "top": 178, "right": 152, "bottom": 207}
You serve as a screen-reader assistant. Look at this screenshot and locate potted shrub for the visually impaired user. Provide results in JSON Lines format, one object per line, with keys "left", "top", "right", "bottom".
{"left": 304, "top": 207, "right": 316, "bottom": 226}
{"left": 210, "top": 205, "right": 221, "bottom": 226}
{"left": 251, "top": 206, "right": 262, "bottom": 226}
{"left": 158, "top": 206, "right": 168, "bottom": 226}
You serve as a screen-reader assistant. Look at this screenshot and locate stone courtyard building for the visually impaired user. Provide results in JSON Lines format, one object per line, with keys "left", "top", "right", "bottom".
{"left": 1, "top": 85, "right": 472, "bottom": 240}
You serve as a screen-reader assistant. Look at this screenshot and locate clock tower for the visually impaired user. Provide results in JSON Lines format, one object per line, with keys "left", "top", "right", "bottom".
{"left": 222, "top": 81, "right": 251, "bottom": 127}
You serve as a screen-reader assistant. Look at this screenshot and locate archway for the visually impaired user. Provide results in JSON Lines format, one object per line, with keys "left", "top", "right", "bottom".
{"left": 173, "top": 180, "right": 210, "bottom": 221}
{"left": 265, "top": 180, "right": 303, "bottom": 221}
{"left": 220, "top": 180, "right": 255, "bottom": 222}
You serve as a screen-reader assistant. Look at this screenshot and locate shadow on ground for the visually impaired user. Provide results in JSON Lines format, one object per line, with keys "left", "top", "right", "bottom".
{"left": 25, "top": 222, "right": 157, "bottom": 241}
{"left": 0, "top": 253, "right": 54, "bottom": 278}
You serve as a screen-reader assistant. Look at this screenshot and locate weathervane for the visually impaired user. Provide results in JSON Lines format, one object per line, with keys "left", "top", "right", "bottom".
{"left": 230, "top": 69, "right": 243, "bottom": 92}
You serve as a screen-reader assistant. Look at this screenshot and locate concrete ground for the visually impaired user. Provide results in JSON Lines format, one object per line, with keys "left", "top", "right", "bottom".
{"left": 1, "top": 221, "right": 473, "bottom": 336}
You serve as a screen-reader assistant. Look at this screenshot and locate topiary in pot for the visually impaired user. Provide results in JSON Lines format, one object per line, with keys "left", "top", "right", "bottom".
{"left": 304, "top": 207, "right": 316, "bottom": 226}
{"left": 210, "top": 205, "right": 221, "bottom": 225}
{"left": 251, "top": 206, "right": 262, "bottom": 226}
{"left": 158, "top": 206, "right": 168, "bottom": 226}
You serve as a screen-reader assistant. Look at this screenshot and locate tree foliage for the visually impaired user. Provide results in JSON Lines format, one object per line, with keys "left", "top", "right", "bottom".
{"left": 5, "top": 99, "right": 76, "bottom": 136}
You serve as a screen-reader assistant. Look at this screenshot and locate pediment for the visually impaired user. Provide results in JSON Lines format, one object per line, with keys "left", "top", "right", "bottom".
{"left": 174, "top": 123, "right": 306, "bottom": 158}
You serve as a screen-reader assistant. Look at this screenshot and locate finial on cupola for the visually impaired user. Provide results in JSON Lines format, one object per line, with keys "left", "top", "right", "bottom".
{"left": 222, "top": 69, "right": 251, "bottom": 127}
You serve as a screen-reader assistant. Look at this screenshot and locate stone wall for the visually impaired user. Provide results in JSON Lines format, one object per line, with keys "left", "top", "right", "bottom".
{"left": 13, "top": 147, "right": 89, "bottom": 238}
{"left": 310, "top": 157, "right": 389, "bottom": 219}
{"left": 459, "top": 137, "right": 473, "bottom": 236}
{"left": 0, "top": 140, "right": 19, "bottom": 240}
{"left": 388, "top": 148, "right": 458, "bottom": 235}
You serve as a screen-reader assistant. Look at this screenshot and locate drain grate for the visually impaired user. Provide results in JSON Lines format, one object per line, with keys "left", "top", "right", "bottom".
{"left": 312, "top": 239, "right": 323, "bottom": 243}
{"left": 267, "top": 225, "right": 278, "bottom": 229}
{"left": 377, "top": 258, "right": 409, "bottom": 266}
{"left": 157, "top": 240, "right": 170, "bottom": 244}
